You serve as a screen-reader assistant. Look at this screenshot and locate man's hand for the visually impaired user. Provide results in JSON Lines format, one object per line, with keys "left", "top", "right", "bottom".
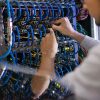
{"left": 52, "top": 17, "right": 85, "bottom": 43}
{"left": 41, "top": 28, "right": 58, "bottom": 58}
{"left": 52, "top": 17, "right": 75, "bottom": 37}
{"left": 31, "top": 28, "right": 58, "bottom": 99}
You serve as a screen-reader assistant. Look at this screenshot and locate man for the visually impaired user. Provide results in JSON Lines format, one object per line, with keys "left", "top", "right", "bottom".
{"left": 31, "top": 0, "right": 100, "bottom": 100}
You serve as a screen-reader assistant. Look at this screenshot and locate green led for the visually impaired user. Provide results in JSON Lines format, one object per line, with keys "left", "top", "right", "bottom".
{"left": 10, "top": 58, "right": 12, "bottom": 61}
{"left": 56, "top": 83, "right": 61, "bottom": 88}
{"left": 65, "top": 47, "right": 70, "bottom": 51}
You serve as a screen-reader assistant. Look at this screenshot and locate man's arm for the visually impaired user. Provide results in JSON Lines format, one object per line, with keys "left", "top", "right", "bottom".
{"left": 31, "top": 57, "right": 55, "bottom": 99}
{"left": 80, "top": 35, "right": 100, "bottom": 51}
{"left": 31, "top": 29, "right": 58, "bottom": 99}
{"left": 59, "top": 45, "right": 100, "bottom": 100}
{"left": 52, "top": 17, "right": 100, "bottom": 51}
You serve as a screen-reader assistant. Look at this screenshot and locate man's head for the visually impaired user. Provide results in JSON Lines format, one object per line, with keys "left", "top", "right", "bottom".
{"left": 83, "top": 0, "right": 100, "bottom": 26}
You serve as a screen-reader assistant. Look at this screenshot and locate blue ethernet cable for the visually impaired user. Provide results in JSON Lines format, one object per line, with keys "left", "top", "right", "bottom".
{"left": 12, "top": 32, "right": 15, "bottom": 48}
{"left": 40, "top": 24, "right": 46, "bottom": 36}
{"left": 72, "top": 4, "right": 79, "bottom": 17}
{"left": 46, "top": 2, "right": 54, "bottom": 19}
{"left": 2, "top": 52, "right": 16, "bottom": 86}
{"left": 39, "top": 2, "right": 49, "bottom": 19}
{"left": 12, "top": 75, "right": 20, "bottom": 92}
{"left": 20, "top": 2, "right": 30, "bottom": 23}
{"left": 8, "top": 51, "right": 20, "bottom": 92}
{"left": 13, "top": 81, "right": 20, "bottom": 92}
{"left": 58, "top": 3, "right": 64, "bottom": 17}
{"left": 26, "top": 2, "right": 36, "bottom": 20}
{"left": 65, "top": 3, "right": 70, "bottom": 17}
{"left": 61, "top": 62, "right": 70, "bottom": 73}
{"left": 6, "top": 0, "right": 10, "bottom": 18}
{"left": 28, "top": 25, "right": 34, "bottom": 46}
{"left": 33, "top": 2, "right": 43, "bottom": 20}
{"left": 68, "top": 65, "right": 73, "bottom": 72}
{"left": 55, "top": 63, "right": 66, "bottom": 77}
{"left": 0, "top": 0, "right": 12, "bottom": 61}
{"left": 75, "top": 59, "right": 79, "bottom": 66}
{"left": 29, "top": 50, "right": 32, "bottom": 66}
{"left": 38, "top": 27, "right": 43, "bottom": 40}
{"left": 72, "top": 41, "right": 79, "bottom": 54}
{"left": 27, "top": 31, "right": 31, "bottom": 46}
{"left": 52, "top": 3, "right": 61, "bottom": 19}
{"left": 38, "top": 24, "right": 46, "bottom": 41}
{"left": 22, "top": 52, "right": 25, "bottom": 65}
{"left": 55, "top": 68, "right": 61, "bottom": 79}
{"left": 72, "top": 42, "right": 79, "bottom": 66}
{"left": 10, "top": 4, "right": 14, "bottom": 22}
{"left": 15, "top": 26, "right": 20, "bottom": 47}
{"left": 13, "top": 51, "right": 18, "bottom": 63}
{"left": 68, "top": 4, "right": 79, "bottom": 19}
{"left": 65, "top": 0, "right": 73, "bottom": 3}
{"left": 12, "top": 0, "right": 22, "bottom": 21}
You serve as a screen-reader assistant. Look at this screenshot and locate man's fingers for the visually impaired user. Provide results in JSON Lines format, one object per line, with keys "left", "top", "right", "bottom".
{"left": 41, "top": 28, "right": 57, "bottom": 44}
{"left": 45, "top": 29, "right": 54, "bottom": 38}
{"left": 49, "top": 28, "right": 54, "bottom": 34}
{"left": 52, "top": 24, "right": 61, "bottom": 31}
{"left": 53, "top": 18, "right": 64, "bottom": 24}
{"left": 49, "top": 29, "right": 56, "bottom": 38}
